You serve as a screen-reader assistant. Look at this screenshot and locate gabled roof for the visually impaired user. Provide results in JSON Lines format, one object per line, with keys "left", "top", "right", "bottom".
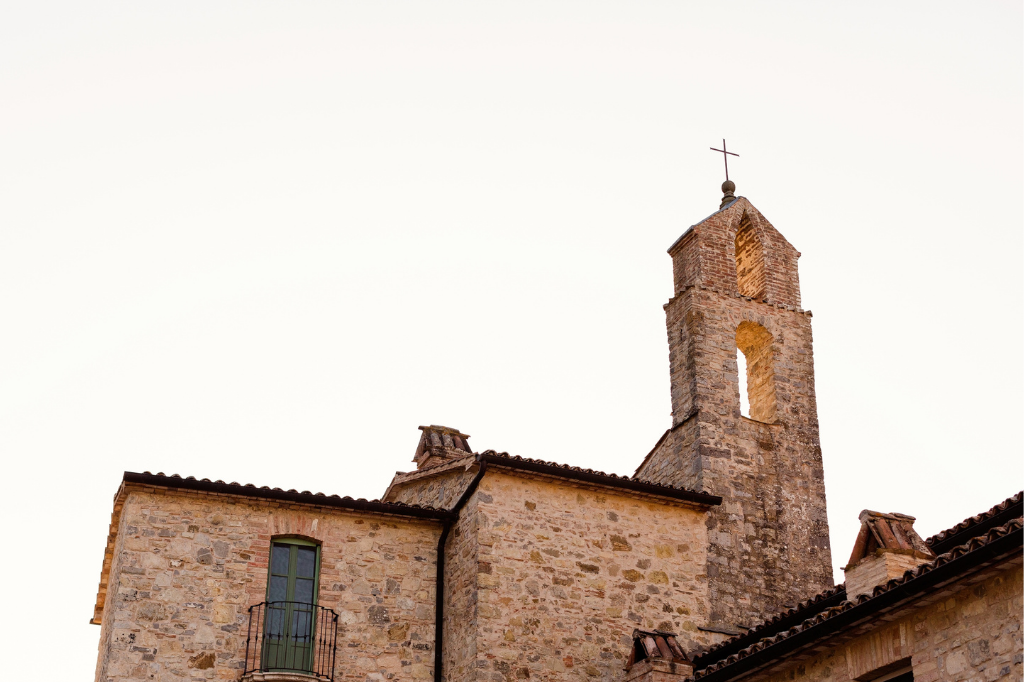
{"left": 383, "top": 453, "right": 477, "bottom": 501}
{"left": 692, "top": 518, "right": 1021, "bottom": 682}
{"left": 667, "top": 197, "right": 799, "bottom": 257}
{"left": 477, "top": 450, "right": 721, "bottom": 506}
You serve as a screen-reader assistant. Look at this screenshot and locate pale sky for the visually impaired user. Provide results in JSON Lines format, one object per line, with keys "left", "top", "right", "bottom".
{"left": 1, "top": 2, "right": 1021, "bottom": 677}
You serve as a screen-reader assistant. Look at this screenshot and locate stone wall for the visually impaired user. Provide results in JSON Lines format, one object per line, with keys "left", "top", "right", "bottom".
{"left": 754, "top": 562, "right": 1022, "bottom": 682}
{"left": 95, "top": 496, "right": 130, "bottom": 682}
{"left": 639, "top": 198, "right": 833, "bottom": 631}
{"left": 442, "top": 482, "right": 483, "bottom": 682}
{"left": 734, "top": 215, "right": 767, "bottom": 301}
{"left": 641, "top": 418, "right": 701, "bottom": 491}
{"left": 94, "top": 484, "right": 442, "bottom": 682}
{"left": 845, "top": 552, "right": 932, "bottom": 601}
{"left": 669, "top": 199, "right": 801, "bottom": 309}
{"left": 639, "top": 285, "right": 833, "bottom": 631}
{"left": 385, "top": 460, "right": 477, "bottom": 509}
{"left": 671, "top": 229, "right": 700, "bottom": 300}
{"left": 453, "top": 469, "right": 717, "bottom": 682}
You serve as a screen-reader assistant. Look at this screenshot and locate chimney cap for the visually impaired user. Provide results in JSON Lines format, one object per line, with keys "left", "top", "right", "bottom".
{"left": 844, "top": 509, "right": 934, "bottom": 571}
{"left": 413, "top": 425, "right": 473, "bottom": 469}
{"left": 626, "top": 629, "right": 690, "bottom": 668}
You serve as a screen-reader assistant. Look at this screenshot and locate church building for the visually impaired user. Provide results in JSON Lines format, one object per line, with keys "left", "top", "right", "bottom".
{"left": 91, "top": 183, "right": 1023, "bottom": 682}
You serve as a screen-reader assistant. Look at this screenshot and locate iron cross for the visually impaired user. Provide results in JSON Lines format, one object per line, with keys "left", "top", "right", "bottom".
{"left": 710, "top": 139, "right": 739, "bottom": 181}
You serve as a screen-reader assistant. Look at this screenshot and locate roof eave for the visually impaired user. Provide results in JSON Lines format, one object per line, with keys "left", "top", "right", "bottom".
{"left": 477, "top": 453, "right": 721, "bottom": 507}
{"left": 121, "top": 471, "right": 456, "bottom": 521}
{"left": 927, "top": 493, "right": 1023, "bottom": 555}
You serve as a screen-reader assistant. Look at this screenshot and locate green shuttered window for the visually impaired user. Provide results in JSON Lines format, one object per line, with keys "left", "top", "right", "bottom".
{"left": 263, "top": 538, "right": 320, "bottom": 672}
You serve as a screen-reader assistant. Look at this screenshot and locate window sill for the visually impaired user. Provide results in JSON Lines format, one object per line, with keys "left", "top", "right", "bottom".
{"left": 739, "top": 415, "right": 780, "bottom": 427}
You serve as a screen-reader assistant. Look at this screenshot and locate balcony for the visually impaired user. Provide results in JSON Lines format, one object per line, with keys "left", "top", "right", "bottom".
{"left": 242, "top": 601, "right": 338, "bottom": 682}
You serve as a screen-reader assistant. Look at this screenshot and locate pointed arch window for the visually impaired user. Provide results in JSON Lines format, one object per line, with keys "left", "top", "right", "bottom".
{"left": 735, "top": 216, "right": 767, "bottom": 300}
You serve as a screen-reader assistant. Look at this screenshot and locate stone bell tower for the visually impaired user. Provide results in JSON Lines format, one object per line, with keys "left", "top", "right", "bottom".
{"left": 636, "top": 181, "right": 833, "bottom": 631}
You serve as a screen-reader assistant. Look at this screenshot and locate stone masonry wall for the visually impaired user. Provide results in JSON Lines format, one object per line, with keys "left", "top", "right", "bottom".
{"left": 96, "top": 497, "right": 130, "bottom": 682}
{"left": 459, "top": 469, "right": 718, "bottom": 682}
{"left": 386, "top": 462, "right": 477, "bottom": 510}
{"left": 668, "top": 199, "right": 801, "bottom": 309}
{"left": 845, "top": 552, "right": 932, "bottom": 601}
{"left": 638, "top": 275, "right": 832, "bottom": 630}
{"left": 94, "top": 485, "right": 442, "bottom": 682}
{"left": 442, "top": 482, "right": 483, "bottom": 682}
{"left": 753, "top": 562, "right": 1022, "bottom": 682}
{"left": 671, "top": 229, "right": 700, "bottom": 297}
{"left": 640, "top": 417, "right": 701, "bottom": 491}
{"left": 735, "top": 215, "right": 767, "bottom": 301}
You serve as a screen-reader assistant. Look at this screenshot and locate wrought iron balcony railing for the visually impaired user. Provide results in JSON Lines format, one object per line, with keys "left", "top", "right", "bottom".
{"left": 243, "top": 601, "right": 339, "bottom": 680}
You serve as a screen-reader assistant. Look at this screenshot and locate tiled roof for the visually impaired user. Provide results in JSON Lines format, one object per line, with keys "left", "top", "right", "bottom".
{"left": 691, "top": 517, "right": 1023, "bottom": 682}
{"left": 695, "top": 490, "right": 1024, "bottom": 670}
{"left": 692, "top": 584, "right": 847, "bottom": 667}
{"left": 125, "top": 471, "right": 454, "bottom": 519}
{"left": 477, "top": 451, "right": 721, "bottom": 506}
{"left": 926, "top": 491, "right": 1023, "bottom": 555}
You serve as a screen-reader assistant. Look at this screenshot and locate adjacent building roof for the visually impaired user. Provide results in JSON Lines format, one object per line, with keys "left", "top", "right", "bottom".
{"left": 926, "top": 491, "right": 1022, "bottom": 555}
{"left": 692, "top": 584, "right": 848, "bottom": 669}
{"left": 691, "top": 499, "right": 1023, "bottom": 682}
{"left": 477, "top": 451, "right": 721, "bottom": 507}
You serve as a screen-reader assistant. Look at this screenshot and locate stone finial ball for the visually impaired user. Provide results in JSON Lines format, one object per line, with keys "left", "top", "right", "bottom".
{"left": 722, "top": 180, "right": 736, "bottom": 193}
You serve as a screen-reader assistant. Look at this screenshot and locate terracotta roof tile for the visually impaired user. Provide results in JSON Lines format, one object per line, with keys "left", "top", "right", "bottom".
{"left": 926, "top": 491, "right": 1022, "bottom": 554}
{"left": 692, "top": 517, "right": 1024, "bottom": 681}
{"left": 697, "top": 490, "right": 1024, "bottom": 670}
{"left": 477, "top": 450, "right": 720, "bottom": 505}
{"left": 692, "top": 584, "right": 847, "bottom": 666}
{"left": 132, "top": 471, "right": 452, "bottom": 516}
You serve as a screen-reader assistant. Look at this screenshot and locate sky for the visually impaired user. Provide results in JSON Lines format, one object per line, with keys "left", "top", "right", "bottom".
{"left": 1, "top": 1, "right": 1021, "bottom": 677}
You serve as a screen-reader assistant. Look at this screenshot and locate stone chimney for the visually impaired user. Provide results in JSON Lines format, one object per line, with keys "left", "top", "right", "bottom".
{"left": 625, "top": 629, "right": 692, "bottom": 682}
{"left": 413, "top": 425, "right": 472, "bottom": 470}
{"left": 843, "top": 510, "right": 936, "bottom": 599}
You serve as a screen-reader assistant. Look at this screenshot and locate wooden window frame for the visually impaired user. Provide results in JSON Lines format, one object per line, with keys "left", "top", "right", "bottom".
{"left": 266, "top": 537, "right": 321, "bottom": 605}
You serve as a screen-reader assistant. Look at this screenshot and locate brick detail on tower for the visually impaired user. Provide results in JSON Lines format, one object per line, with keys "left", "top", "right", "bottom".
{"left": 636, "top": 196, "right": 833, "bottom": 630}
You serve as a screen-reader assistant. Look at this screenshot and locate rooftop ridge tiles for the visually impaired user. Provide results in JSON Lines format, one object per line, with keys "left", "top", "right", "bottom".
{"left": 124, "top": 470, "right": 450, "bottom": 513}
{"left": 693, "top": 583, "right": 847, "bottom": 663}
{"left": 478, "top": 450, "right": 708, "bottom": 496}
{"left": 925, "top": 491, "right": 1022, "bottom": 549}
{"left": 691, "top": 517, "right": 1024, "bottom": 680}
